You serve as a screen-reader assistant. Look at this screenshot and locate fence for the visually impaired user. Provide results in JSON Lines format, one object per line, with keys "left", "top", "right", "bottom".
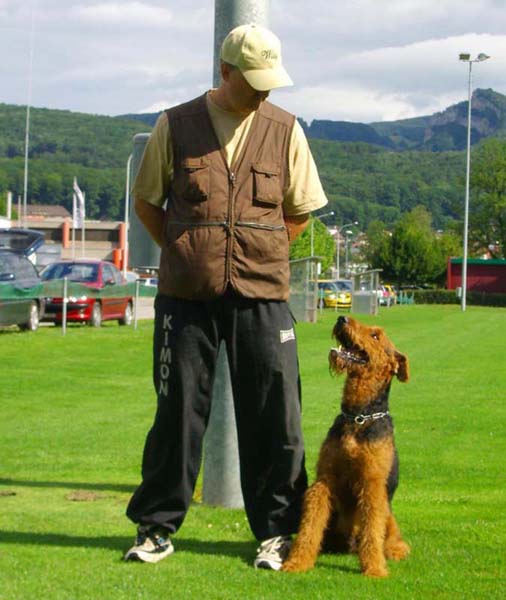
{"left": 0, "top": 279, "right": 156, "bottom": 334}
{"left": 288, "top": 257, "right": 320, "bottom": 323}
{"left": 2, "top": 257, "right": 319, "bottom": 333}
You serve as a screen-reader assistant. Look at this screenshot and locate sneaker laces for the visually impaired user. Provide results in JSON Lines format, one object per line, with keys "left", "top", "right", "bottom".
{"left": 256, "top": 535, "right": 291, "bottom": 559}
{"left": 136, "top": 526, "right": 169, "bottom": 548}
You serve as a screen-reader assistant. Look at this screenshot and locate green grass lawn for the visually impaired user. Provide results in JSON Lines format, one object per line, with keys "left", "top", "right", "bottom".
{"left": 1, "top": 305, "right": 505, "bottom": 599}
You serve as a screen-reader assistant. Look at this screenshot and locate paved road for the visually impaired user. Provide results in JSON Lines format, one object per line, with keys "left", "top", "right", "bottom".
{"left": 134, "top": 296, "right": 155, "bottom": 321}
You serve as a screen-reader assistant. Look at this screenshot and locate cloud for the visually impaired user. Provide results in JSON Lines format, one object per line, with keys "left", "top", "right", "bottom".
{"left": 356, "top": 33, "right": 502, "bottom": 99}
{"left": 70, "top": 2, "right": 173, "bottom": 27}
{"left": 1, "top": 0, "right": 506, "bottom": 122}
{"left": 278, "top": 32, "right": 504, "bottom": 122}
{"left": 274, "top": 85, "right": 437, "bottom": 123}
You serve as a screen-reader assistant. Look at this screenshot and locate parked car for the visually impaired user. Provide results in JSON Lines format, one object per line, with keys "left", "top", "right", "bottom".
{"left": 376, "top": 285, "right": 393, "bottom": 307}
{"left": 383, "top": 284, "right": 398, "bottom": 305}
{"left": 138, "top": 276, "right": 158, "bottom": 288}
{"left": 40, "top": 259, "right": 133, "bottom": 327}
{"left": 318, "top": 279, "right": 352, "bottom": 309}
{"left": 124, "top": 271, "right": 140, "bottom": 284}
{"left": 0, "top": 228, "right": 46, "bottom": 331}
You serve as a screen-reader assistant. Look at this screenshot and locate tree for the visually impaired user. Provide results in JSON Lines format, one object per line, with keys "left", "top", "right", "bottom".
{"left": 289, "top": 216, "right": 336, "bottom": 274}
{"left": 366, "top": 207, "right": 458, "bottom": 286}
{"left": 470, "top": 138, "right": 506, "bottom": 258}
{"left": 363, "top": 220, "right": 391, "bottom": 270}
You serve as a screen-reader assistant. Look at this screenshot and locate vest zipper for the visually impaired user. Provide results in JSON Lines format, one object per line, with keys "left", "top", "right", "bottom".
{"left": 165, "top": 220, "right": 228, "bottom": 228}
{"left": 225, "top": 171, "right": 236, "bottom": 285}
{"left": 235, "top": 221, "right": 286, "bottom": 231}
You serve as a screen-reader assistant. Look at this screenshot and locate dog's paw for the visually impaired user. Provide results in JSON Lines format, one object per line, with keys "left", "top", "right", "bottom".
{"left": 363, "top": 565, "right": 389, "bottom": 578}
{"left": 281, "top": 559, "right": 312, "bottom": 573}
{"left": 385, "top": 540, "right": 410, "bottom": 561}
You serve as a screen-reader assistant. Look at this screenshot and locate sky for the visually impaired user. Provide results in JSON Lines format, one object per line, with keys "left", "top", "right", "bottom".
{"left": 1, "top": 0, "right": 505, "bottom": 124}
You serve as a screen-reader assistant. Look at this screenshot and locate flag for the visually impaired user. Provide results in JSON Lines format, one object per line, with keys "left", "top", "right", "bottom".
{"left": 73, "top": 177, "right": 85, "bottom": 228}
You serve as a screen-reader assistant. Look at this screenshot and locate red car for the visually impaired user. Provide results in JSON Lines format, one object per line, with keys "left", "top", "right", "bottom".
{"left": 41, "top": 260, "right": 133, "bottom": 327}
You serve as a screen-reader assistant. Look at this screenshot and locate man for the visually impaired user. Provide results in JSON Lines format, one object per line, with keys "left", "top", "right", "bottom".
{"left": 124, "top": 23, "right": 328, "bottom": 570}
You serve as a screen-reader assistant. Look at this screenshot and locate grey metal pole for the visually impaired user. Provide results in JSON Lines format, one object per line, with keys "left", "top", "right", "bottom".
{"left": 337, "top": 222, "right": 358, "bottom": 280}
{"left": 202, "top": 0, "right": 269, "bottom": 509}
{"left": 212, "top": 0, "right": 269, "bottom": 86}
{"left": 123, "top": 154, "right": 133, "bottom": 278}
{"left": 461, "top": 62, "right": 472, "bottom": 312}
{"left": 128, "top": 134, "right": 161, "bottom": 269}
{"left": 345, "top": 232, "right": 350, "bottom": 277}
{"left": 22, "top": 3, "right": 36, "bottom": 229}
{"left": 62, "top": 277, "right": 68, "bottom": 336}
{"left": 336, "top": 229, "right": 340, "bottom": 278}
{"left": 458, "top": 52, "right": 490, "bottom": 311}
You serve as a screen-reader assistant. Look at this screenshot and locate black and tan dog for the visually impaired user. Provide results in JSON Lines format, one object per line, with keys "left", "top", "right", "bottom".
{"left": 283, "top": 316, "right": 410, "bottom": 577}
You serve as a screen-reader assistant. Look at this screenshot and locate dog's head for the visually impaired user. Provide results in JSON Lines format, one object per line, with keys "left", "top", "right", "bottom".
{"left": 329, "top": 316, "right": 409, "bottom": 384}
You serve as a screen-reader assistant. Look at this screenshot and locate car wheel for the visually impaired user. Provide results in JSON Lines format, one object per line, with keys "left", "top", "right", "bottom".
{"left": 119, "top": 301, "right": 133, "bottom": 326}
{"left": 20, "top": 301, "right": 40, "bottom": 331}
{"left": 89, "top": 302, "right": 102, "bottom": 327}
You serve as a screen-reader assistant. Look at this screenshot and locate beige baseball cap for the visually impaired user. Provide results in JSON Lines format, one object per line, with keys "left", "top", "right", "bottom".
{"left": 220, "top": 24, "right": 293, "bottom": 91}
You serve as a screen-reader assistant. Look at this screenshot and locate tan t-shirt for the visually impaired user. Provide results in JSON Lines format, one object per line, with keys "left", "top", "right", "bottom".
{"left": 132, "top": 92, "right": 328, "bottom": 216}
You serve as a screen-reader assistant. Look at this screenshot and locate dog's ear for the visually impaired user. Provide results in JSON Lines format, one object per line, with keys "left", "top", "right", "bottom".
{"left": 394, "top": 351, "right": 409, "bottom": 382}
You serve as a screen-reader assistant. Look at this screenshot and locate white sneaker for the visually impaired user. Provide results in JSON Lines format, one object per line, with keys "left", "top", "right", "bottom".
{"left": 123, "top": 526, "right": 174, "bottom": 563}
{"left": 254, "top": 535, "right": 292, "bottom": 570}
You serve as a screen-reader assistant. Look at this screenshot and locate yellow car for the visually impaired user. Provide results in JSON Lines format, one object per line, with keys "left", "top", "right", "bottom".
{"left": 318, "top": 280, "right": 352, "bottom": 309}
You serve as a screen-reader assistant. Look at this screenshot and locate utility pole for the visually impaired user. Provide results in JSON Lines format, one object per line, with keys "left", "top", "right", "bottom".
{"left": 202, "top": 0, "right": 270, "bottom": 509}
{"left": 458, "top": 52, "right": 490, "bottom": 311}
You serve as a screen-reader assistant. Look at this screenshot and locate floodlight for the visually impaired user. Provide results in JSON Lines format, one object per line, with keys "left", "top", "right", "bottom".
{"left": 476, "top": 53, "right": 490, "bottom": 62}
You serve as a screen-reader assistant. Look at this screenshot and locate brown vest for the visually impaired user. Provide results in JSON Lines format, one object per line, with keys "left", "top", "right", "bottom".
{"left": 158, "top": 93, "right": 295, "bottom": 301}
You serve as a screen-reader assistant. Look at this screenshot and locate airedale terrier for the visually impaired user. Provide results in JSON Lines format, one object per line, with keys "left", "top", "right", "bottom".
{"left": 283, "top": 316, "right": 410, "bottom": 577}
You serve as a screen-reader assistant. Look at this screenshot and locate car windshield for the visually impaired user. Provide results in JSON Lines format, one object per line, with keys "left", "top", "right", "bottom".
{"left": 318, "top": 282, "right": 337, "bottom": 292}
{"left": 41, "top": 262, "right": 99, "bottom": 283}
{"left": 335, "top": 281, "right": 352, "bottom": 291}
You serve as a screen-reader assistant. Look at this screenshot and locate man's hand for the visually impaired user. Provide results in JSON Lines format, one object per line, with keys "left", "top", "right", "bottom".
{"left": 284, "top": 213, "right": 309, "bottom": 243}
{"left": 135, "top": 197, "right": 165, "bottom": 247}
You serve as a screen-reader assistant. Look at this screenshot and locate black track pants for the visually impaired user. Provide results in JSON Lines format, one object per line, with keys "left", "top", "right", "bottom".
{"left": 126, "top": 293, "right": 308, "bottom": 540}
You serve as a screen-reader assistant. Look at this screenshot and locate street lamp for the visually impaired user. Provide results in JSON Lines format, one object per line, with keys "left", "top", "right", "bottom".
{"left": 310, "top": 210, "right": 334, "bottom": 283}
{"left": 310, "top": 210, "right": 334, "bottom": 257}
{"left": 344, "top": 230, "right": 354, "bottom": 277}
{"left": 459, "top": 52, "right": 490, "bottom": 311}
{"left": 336, "top": 221, "right": 358, "bottom": 278}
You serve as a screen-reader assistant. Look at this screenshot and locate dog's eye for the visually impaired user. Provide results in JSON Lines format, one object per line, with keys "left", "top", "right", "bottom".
{"left": 371, "top": 333, "right": 379, "bottom": 340}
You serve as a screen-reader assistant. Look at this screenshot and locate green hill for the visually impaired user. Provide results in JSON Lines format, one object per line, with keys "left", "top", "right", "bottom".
{"left": 0, "top": 104, "right": 149, "bottom": 219}
{"left": 371, "top": 89, "right": 506, "bottom": 151}
{"left": 122, "top": 89, "right": 506, "bottom": 152}
{"left": 0, "top": 98, "right": 478, "bottom": 226}
{"left": 300, "top": 89, "right": 506, "bottom": 151}
{"left": 309, "top": 139, "right": 464, "bottom": 229}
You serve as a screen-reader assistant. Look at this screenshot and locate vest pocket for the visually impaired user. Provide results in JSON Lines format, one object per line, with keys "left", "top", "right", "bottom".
{"left": 252, "top": 162, "right": 283, "bottom": 206}
{"left": 175, "top": 157, "right": 210, "bottom": 203}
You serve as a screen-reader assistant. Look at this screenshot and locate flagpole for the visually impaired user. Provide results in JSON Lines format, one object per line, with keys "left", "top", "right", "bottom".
{"left": 72, "top": 192, "right": 76, "bottom": 259}
{"left": 82, "top": 192, "right": 85, "bottom": 258}
{"left": 23, "top": 3, "right": 37, "bottom": 228}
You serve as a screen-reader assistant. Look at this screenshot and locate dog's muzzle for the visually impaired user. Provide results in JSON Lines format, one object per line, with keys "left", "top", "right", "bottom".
{"left": 330, "top": 346, "right": 367, "bottom": 365}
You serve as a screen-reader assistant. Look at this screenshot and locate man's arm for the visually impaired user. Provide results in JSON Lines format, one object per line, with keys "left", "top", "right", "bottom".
{"left": 135, "top": 197, "right": 166, "bottom": 247}
{"left": 285, "top": 213, "right": 309, "bottom": 243}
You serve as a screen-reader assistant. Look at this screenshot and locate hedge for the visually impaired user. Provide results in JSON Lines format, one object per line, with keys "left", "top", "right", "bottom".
{"left": 412, "top": 289, "right": 506, "bottom": 307}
